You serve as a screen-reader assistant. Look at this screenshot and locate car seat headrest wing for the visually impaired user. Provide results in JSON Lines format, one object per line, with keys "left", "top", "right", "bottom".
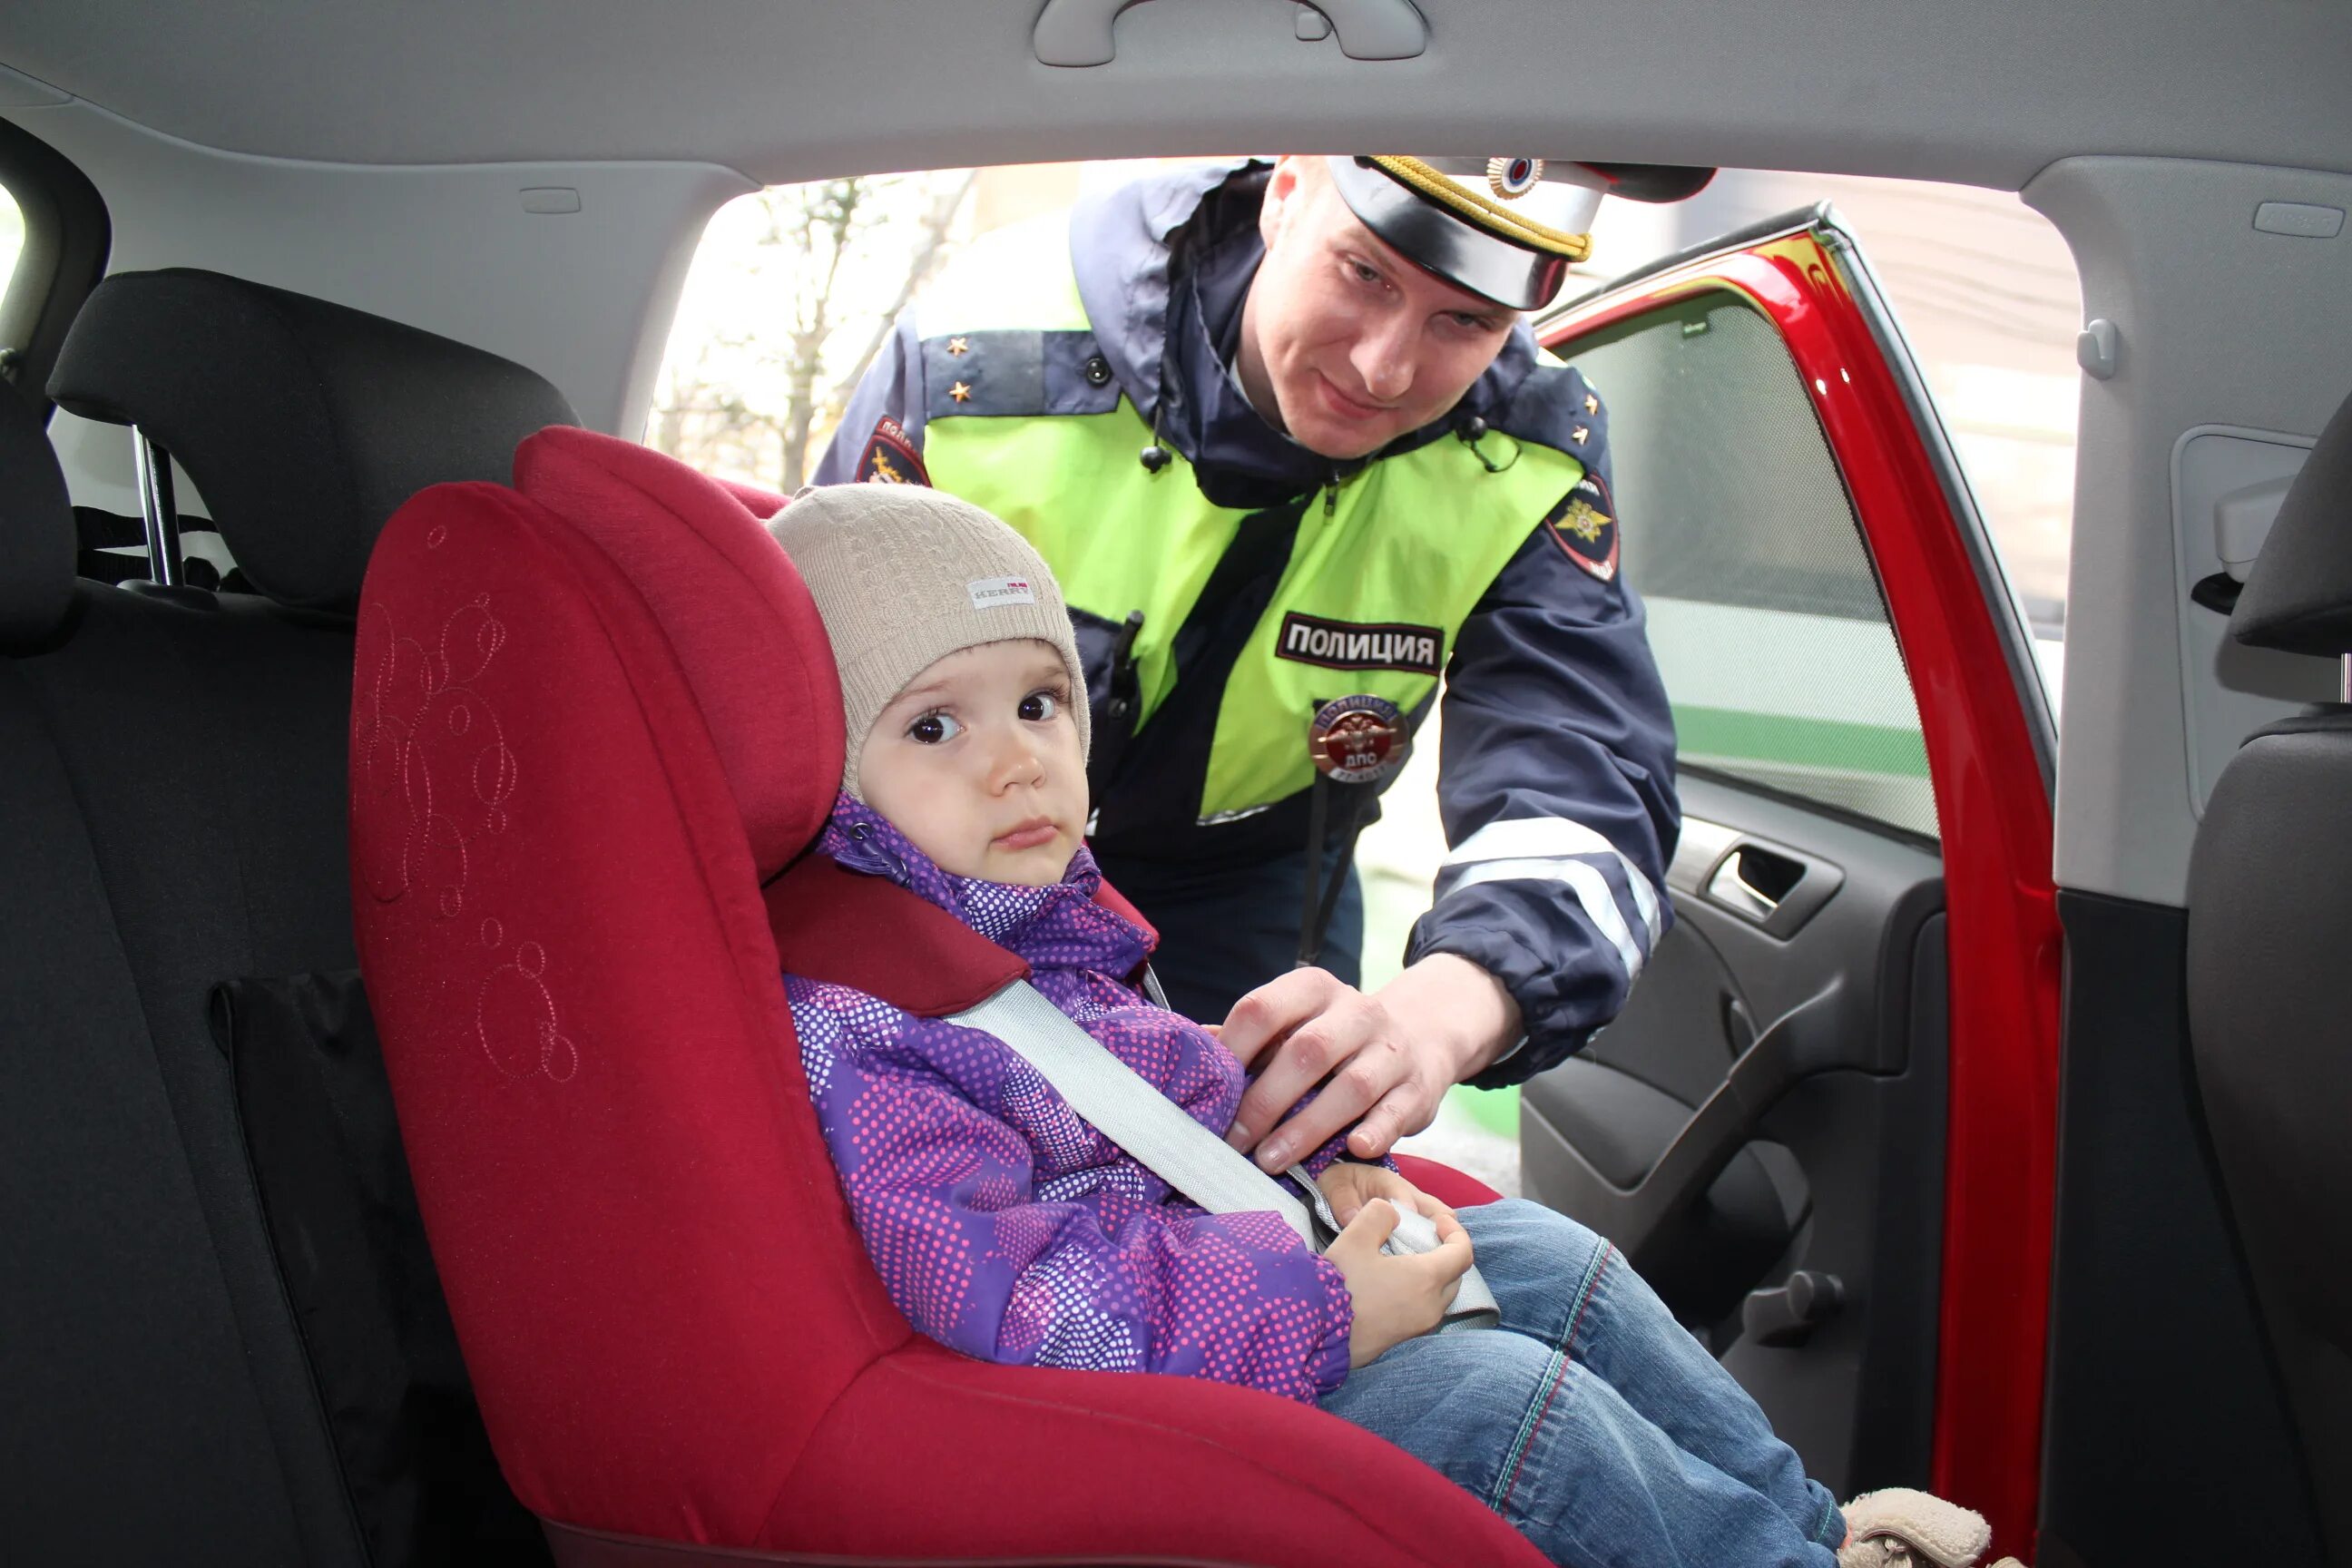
{"left": 512, "top": 427, "right": 843, "bottom": 876}
{"left": 0, "top": 385, "right": 76, "bottom": 648}
{"left": 47, "top": 269, "right": 578, "bottom": 612}
{"left": 2234, "top": 385, "right": 2352, "bottom": 659}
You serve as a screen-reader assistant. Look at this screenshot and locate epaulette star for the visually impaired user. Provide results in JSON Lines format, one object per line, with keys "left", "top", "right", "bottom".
{"left": 949, "top": 381, "right": 973, "bottom": 403}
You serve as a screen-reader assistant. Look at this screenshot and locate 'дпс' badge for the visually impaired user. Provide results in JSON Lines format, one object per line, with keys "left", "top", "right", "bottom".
{"left": 1309, "top": 695, "right": 1410, "bottom": 785}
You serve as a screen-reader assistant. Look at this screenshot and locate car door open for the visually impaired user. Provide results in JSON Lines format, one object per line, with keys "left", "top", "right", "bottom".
{"left": 1526, "top": 208, "right": 2061, "bottom": 1551}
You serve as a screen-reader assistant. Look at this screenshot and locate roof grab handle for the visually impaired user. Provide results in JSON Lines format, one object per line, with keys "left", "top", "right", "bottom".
{"left": 1034, "top": 0, "right": 1426, "bottom": 66}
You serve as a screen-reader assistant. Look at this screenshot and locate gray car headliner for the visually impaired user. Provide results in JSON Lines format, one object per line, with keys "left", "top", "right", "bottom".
{"left": 0, "top": 0, "right": 2347, "bottom": 189}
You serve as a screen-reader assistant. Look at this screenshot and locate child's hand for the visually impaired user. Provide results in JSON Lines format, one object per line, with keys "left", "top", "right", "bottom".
{"left": 1317, "top": 1161, "right": 1461, "bottom": 1234}
{"left": 1323, "top": 1198, "right": 1475, "bottom": 1367}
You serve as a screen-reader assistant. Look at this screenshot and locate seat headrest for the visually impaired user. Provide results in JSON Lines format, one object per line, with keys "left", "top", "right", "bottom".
{"left": 512, "top": 427, "right": 843, "bottom": 876}
{"left": 0, "top": 385, "right": 75, "bottom": 648}
{"left": 48, "top": 269, "right": 578, "bottom": 612}
{"left": 2234, "top": 386, "right": 2352, "bottom": 658}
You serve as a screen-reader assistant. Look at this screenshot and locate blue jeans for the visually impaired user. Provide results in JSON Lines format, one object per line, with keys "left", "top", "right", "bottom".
{"left": 1321, "top": 1200, "right": 1845, "bottom": 1568}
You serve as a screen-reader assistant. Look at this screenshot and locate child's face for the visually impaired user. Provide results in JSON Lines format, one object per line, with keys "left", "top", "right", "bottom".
{"left": 858, "top": 639, "right": 1088, "bottom": 887}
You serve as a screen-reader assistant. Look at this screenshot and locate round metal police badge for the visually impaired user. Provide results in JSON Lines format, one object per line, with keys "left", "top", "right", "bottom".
{"left": 1309, "top": 695, "right": 1411, "bottom": 785}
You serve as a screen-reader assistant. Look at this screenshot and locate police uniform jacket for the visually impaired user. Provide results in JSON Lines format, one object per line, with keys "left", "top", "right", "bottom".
{"left": 816, "top": 160, "right": 1679, "bottom": 1084}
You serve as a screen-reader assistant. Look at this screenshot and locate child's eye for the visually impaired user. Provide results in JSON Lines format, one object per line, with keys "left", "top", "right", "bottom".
{"left": 1019, "top": 689, "right": 1061, "bottom": 722}
{"left": 908, "top": 710, "right": 963, "bottom": 744}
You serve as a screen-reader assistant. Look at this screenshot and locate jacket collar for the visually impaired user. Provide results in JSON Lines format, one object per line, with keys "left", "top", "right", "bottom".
{"left": 818, "top": 794, "right": 1149, "bottom": 973}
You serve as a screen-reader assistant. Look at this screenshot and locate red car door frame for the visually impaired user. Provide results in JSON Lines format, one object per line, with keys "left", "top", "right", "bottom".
{"left": 1541, "top": 217, "right": 2063, "bottom": 1556}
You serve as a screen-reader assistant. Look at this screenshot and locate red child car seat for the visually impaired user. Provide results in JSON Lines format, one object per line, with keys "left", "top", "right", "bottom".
{"left": 350, "top": 426, "right": 1534, "bottom": 1567}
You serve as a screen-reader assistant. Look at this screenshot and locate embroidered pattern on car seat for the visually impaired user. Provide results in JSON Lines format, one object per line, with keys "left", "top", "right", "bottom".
{"left": 353, "top": 589, "right": 517, "bottom": 918}
{"left": 472, "top": 926, "right": 580, "bottom": 1083}
{"left": 354, "top": 537, "right": 576, "bottom": 1084}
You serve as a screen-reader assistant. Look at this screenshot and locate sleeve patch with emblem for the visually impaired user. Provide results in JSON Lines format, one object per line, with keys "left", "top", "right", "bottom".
{"left": 856, "top": 416, "right": 931, "bottom": 486}
{"left": 1543, "top": 472, "right": 1619, "bottom": 583}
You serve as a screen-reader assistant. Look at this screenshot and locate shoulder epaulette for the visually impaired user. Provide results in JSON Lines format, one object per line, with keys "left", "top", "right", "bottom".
{"left": 922, "top": 329, "right": 1126, "bottom": 422}
{"left": 1495, "top": 361, "right": 1608, "bottom": 471}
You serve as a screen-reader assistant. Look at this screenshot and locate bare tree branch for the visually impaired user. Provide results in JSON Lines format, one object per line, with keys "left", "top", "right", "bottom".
{"left": 828, "top": 170, "right": 978, "bottom": 419}
{"left": 647, "top": 169, "right": 978, "bottom": 491}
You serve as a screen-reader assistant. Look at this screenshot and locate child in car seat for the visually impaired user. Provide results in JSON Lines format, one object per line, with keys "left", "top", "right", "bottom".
{"left": 767, "top": 482, "right": 2024, "bottom": 1568}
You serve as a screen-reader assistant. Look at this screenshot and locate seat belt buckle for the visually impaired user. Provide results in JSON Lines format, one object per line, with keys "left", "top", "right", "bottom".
{"left": 1287, "top": 1162, "right": 1501, "bottom": 1333}
{"left": 1282, "top": 1164, "right": 1345, "bottom": 1251}
{"left": 1285, "top": 1163, "right": 1445, "bottom": 1259}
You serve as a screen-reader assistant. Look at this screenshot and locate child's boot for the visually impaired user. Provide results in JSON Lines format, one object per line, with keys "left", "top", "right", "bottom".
{"left": 1835, "top": 1487, "right": 2000, "bottom": 1567}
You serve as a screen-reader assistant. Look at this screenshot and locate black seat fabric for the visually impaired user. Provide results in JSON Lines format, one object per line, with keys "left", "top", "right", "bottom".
{"left": 50, "top": 268, "right": 576, "bottom": 612}
{"left": 2, "top": 278, "right": 574, "bottom": 1563}
{"left": 2187, "top": 387, "right": 2352, "bottom": 1566}
{"left": 0, "top": 383, "right": 74, "bottom": 644}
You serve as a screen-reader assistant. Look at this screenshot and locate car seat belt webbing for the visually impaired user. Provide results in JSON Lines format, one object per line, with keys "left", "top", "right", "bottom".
{"left": 948, "top": 980, "right": 1497, "bottom": 1332}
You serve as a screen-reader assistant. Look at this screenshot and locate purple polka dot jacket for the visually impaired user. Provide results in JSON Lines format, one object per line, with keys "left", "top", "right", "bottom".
{"left": 785, "top": 795, "right": 1356, "bottom": 1403}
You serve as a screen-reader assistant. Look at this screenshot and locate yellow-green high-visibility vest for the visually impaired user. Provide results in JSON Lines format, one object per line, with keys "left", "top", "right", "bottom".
{"left": 916, "top": 213, "right": 1591, "bottom": 824}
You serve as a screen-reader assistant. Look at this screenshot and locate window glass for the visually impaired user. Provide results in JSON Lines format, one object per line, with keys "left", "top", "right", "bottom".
{"left": 1579, "top": 172, "right": 2077, "bottom": 688}
{"left": 1570, "top": 290, "right": 1938, "bottom": 839}
{"left": 0, "top": 181, "right": 24, "bottom": 322}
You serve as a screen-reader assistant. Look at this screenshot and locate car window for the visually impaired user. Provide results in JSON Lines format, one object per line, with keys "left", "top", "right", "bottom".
{"left": 0, "top": 181, "right": 24, "bottom": 315}
{"left": 1564, "top": 289, "right": 1939, "bottom": 841}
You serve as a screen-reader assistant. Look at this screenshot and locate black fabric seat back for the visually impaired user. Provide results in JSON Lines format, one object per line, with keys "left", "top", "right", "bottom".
{"left": 2186, "top": 387, "right": 2352, "bottom": 1566}
{"left": 1, "top": 273, "right": 573, "bottom": 1565}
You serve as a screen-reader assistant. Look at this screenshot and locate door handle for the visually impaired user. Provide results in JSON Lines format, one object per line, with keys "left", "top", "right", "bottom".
{"left": 1034, "top": 0, "right": 1427, "bottom": 66}
{"left": 1700, "top": 839, "right": 1844, "bottom": 938}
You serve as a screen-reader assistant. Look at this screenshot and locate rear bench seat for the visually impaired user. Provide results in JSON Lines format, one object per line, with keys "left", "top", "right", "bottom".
{"left": 0, "top": 271, "right": 573, "bottom": 1564}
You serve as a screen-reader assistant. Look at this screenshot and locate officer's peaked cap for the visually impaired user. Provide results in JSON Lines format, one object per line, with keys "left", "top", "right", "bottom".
{"left": 1326, "top": 156, "right": 1715, "bottom": 312}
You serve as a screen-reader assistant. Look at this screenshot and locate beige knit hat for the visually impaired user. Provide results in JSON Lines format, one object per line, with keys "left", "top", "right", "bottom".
{"left": 768, "top": 484, "right": 1089, "bottom": 799}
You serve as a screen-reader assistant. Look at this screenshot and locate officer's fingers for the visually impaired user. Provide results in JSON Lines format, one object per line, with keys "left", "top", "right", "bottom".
{"left": 1224, "top": 991, "right": 1377, "bottom": 1153}
{"left": 1343, "top": 1066, "right": 1447, "bottom": 1161}
{"left": 1228, "top": 1022, "right": 1355, "bottom": 1161}
{"left": 1242, "top": 1029, "right": 1403, "bottom": 1171}
{"left": 1217, "top": 967, "right": 1342, "bottom": 1071}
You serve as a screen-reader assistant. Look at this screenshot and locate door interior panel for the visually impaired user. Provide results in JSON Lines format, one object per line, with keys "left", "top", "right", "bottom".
{"left": 1521, "top": 770, "right": 1947, "bottom": 1496}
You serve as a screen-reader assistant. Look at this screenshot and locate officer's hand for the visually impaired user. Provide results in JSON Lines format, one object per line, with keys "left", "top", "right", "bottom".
{"left": 1218, "top": 955, "right": 1519, "bottom": 1169}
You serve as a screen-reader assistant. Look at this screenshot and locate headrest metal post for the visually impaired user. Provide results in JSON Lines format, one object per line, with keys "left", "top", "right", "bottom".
{"left": 2340, "top": 653, "right": 2349, "bottom": 704}
{"left": 131, "top": 425, "right": 183, "bottom": 588}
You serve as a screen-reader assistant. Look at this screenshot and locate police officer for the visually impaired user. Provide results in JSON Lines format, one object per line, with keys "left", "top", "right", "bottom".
{"left": 816, "top": 154, "right": 1701, "bottom": 1171}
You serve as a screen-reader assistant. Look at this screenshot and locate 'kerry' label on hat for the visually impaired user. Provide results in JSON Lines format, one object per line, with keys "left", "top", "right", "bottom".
{"left": 1277, "top": 612, "right": 1444, "bottom": 676}
{"left": 967, "top": 576, "right": 1036, "bottom": 609}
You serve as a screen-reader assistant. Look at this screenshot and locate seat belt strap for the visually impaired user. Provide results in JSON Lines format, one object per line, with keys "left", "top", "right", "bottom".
{"left": 948, "top": 980, "right": 1497, "bottom": 1332}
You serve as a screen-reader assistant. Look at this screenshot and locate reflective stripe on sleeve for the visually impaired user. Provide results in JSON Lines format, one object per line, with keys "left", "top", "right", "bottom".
{"left": 1442, "top": 818, "right": 1662, "bottom": 946}
{"left": 1442, "top": 855, "right": 1646, "bottom": 984}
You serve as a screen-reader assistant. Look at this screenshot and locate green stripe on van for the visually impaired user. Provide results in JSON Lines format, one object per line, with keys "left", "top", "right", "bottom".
{"left": 1671, "top": 704, "right": 1931, "bottom": 779}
